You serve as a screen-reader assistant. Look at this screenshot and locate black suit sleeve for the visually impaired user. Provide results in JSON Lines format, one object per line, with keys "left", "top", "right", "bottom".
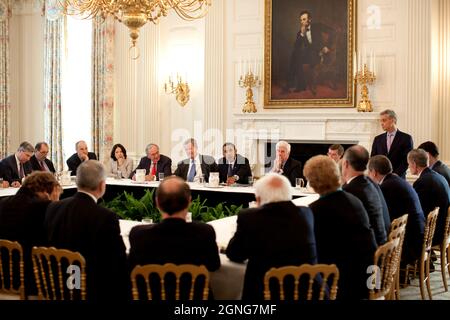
{"left": 203, "top": 225, "right": 221, "bottom": 271}
{"left": 66, "top": 155, "right": 79, "bottom": 175}
{"left": 174, "top": 162, "right": 186, "bottom": 180}
{"left": 370, "top": 137, "right": 379, "bottom": 157}
{"left": 1, "top": 158, "right": 19, "bottom": 184}
{"left": 162, "top": 157, "right": 172, "bottom": 177}
{"left": 226, "top": 213, "right": 250, "bottom": 263}
{"left": 395, "top": 134, "right": 413, "bottom": 177}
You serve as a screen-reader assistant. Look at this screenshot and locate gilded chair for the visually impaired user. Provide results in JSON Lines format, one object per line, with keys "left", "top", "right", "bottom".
{"left": 369, "top": 237, "right": 400, "bottom": 300}
{"left": 32, "top": 247, "right": 86, "bottom": 300}
{"left": 387, "top": 214, "right": 408, "bottom": 299}
{"left": 431, "top": 207, "right": 450, "bottom": 291}
{"left": 403, "top": 208, "right": 439, "bottom": 300}
{"left": 263, "top": 264, "right": 339, "bottom": 300}
{"left": 131, "top": 263, "right": 210, "bottom": 300}
{"left": 0, "top": 240, "right": 25, "bottom": 300}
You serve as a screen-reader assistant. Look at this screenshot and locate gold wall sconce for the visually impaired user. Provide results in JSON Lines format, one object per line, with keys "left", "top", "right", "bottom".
{"left": 164, "top": 74, "right": 190, "bottom": 107}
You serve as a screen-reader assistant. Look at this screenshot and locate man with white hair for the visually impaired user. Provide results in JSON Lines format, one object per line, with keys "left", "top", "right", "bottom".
{"left": 226, "top": 173, "right": 317, "bottom": 300}
{"left": 270, "top": 141, "right": 303, "bottom": 186}
{"left": 44, "top": 160, "right": 129, "bottom": 301}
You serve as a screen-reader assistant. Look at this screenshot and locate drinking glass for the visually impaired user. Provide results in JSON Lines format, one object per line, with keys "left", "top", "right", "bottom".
{"left": 158, "top": 172, "right": 165, "bottom": 181}
{"left": 199, "top": 174, "right": 205, "bottom": 185}
{"left": 295, "top": 178, "right": 305, "bottom": 188}
{"left": 247, "top": 176, "right": 254, "bottom": 186}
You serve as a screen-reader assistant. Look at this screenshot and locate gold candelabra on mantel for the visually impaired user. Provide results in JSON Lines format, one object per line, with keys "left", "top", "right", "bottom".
{"left": 355, "top": 63, "right": 376, "bottom": 112}
{"left": 238, "top": 71, "right": 261, "bottom": 113}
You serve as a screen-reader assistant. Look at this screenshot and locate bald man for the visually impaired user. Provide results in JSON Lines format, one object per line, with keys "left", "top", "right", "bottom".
{"left": 66, "top": 141, "right": 97, "bottom": 176}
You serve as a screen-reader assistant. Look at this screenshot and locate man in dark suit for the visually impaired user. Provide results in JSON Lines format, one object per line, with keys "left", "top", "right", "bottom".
{"left": 130, "top": 143, "right": 172, "bottom": 180}
{"left": 342, "top": 145, "right": 389, "bottom": 245}
{"left": 174, "top": 138, "right": 218, "bottom": 183}
{"left": 44, "top": 160, "right": 129, "bottom": 301}
{"left": 226, "top": 174, "right": 317, "bottom": 300}
{"left": 29, "top": 142, "right": 56, "bottom": 173}
{"left": 217, "top": 143, "right": 252, "bottom": 185}
{"left": 0, "top": 172, "right": 61, "bottom": 296}
{"left": 371, "top": 109, "right": 413, "bottom": 178}
{"left": 304, "top": 155, "right": 377, "bottom": 300}
{"left": 129, "top": 176, "right": 220, "bottom": 272}
{"left": 368, "top": 155, "right": 425, "bottom": 264}
{"left": 286, "top": 11, "right": 335, "bottom": 95}
{"left": 270, "top": 141, "right": 302, "bottom": 187}
{"left": 408, "top": 149, "right": 450, "bottom": 246}
{"left": 0, "top": 141, "right": 34, "bottom": 187}
{"left": 418, "top": 141, "right": 450, "bottom": 187}
{"left": 66, "top": 140, "right": 97, "bottom": 176}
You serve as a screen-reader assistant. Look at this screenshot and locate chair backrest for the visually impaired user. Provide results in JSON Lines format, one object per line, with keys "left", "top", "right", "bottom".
{"left": 422, "top": 208, "right": 440, "bottom": 261}
{"left": 263, "top": 264, "right": 339, "bottom": 300}
{"left": 388, "top": 215, "right": 408, "bottom": 270}
{"left": 369, "top": 237, "right": 400, "bottom": 300}
{"left": 130, "top": 263, "right": 210, "bottom": 300}
{"left": 0, "top": 240, "right": 25, "bottom": 299}
{"left": 442, "top": 207, "right": 450, "bottom": 247}
{"left": 32, "top": 247, "right": 86, "bottom": 300}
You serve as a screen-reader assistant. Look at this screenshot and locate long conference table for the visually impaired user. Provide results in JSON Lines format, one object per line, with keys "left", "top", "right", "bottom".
{"left": 0, "top": 178, "right": 319, "bottom": 300}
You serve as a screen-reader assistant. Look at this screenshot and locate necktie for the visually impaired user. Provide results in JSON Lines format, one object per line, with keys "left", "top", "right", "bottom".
{"left": 151, "top": 161, "right": 157, "bottom": 176}
{"left": 187, "top": 160, "right": 196, "bottom": 182}
{"left": 19, "top": 163, "right": 25, "bottom": 179}
{"left": 39, "top": 160, "right": 46, "bottom": 171}
{"left": 387, "top": 134, "right": 394, "bottom": 153}
{"left": 227, "top": 163, "right": 233, "bottom": 177}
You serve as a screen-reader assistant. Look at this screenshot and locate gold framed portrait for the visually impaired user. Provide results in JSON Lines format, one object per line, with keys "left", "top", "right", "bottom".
{"left": 264, "top": 0, "right": 356, "bottom": 108}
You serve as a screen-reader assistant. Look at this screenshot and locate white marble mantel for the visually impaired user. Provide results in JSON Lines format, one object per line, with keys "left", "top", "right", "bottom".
{"left": 232, "top": 110, "right": 381, "bottom": 176}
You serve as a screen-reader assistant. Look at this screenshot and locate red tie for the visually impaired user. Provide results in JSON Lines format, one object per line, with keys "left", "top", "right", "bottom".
{"left": 151, "top": 161, "right": 157, "bottom": 176}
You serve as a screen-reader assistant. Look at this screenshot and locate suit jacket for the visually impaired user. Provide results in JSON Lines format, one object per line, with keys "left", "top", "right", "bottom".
{"left": 44, "top": 192, "right": 130, "bottom": 301}
{"left": 0, "top": 154, "right": 33, "bottom": 184}
{"left": 413, "top": 168, "right": 450, "bottom": 245}
{"left": 217, "top": 154, "right": 252, "bottom": 184}
{"left": 368, "top": 177, "right": 391, "bottom": 235}
{"left": 371, "top": 130, "right": 413, "bottom": 178}
{"left": 432, "top": 161, "right": 450, "bottom": 188}
{"left": 29, "top": 155, "right": 56, "bottom": 173}
{"left": 226, "top": 201, "right": 317, "bottom": 300}
{"left": 381, "top": 173, "right": 425, "bottom": 263}
{"left": 279, "top": 157, "right": 303, "bottom": 187}
{"left": 0, "top": 189, "right": 50, "bottom": 295}
{"left": 174, "top": 155, "right": 218, "bottom": 182}
{"left": 66, "top": 152, "right": 97, "bottom": 176}
{"left": 130, "top": 154, "right": 172, "bottom": 179}
{"left": 343, "top": 175, "right": 388, "bottom": 245}
{"left": 309, "top": 191, "right": 377, "bottom": 300}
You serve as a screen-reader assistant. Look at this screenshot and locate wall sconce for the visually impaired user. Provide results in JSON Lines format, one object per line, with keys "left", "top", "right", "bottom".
{"left": 164, "top": 74, "right": 190, "bottom": 107}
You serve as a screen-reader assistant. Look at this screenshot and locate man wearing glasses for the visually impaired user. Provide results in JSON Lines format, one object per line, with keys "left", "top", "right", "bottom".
{"left": 30, "top": 142, "right": 56, "bottom": 173}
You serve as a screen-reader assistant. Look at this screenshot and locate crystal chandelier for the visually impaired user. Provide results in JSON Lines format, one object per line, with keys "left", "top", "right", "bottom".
{"left": 61, "top": 0, "right": 211, "bottom": 56}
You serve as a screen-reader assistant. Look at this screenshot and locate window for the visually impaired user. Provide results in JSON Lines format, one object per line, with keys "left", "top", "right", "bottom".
{"left": 61, "top": 16, "right": 92, "bottom": 165}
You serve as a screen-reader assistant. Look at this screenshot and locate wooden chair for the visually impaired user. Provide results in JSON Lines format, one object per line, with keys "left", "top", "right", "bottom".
{"left": 263, "top": 264, "right": 339, "bottom": 300}
{"left": 0, "top": 240, "right": 25, "bottom": 300}
{"left": 130, "top": 263, "right": 210, "bottom": 300}
{"left": 387, "top": 214, "right": 408, "bottom": 300}
{"left": 32, "top": 247, "right": 86, "bottom": 300}
{"left": 431, "top": 207, "right": 450, "bottom": 291}
{"left": 403, "top": 208, "right": 439, "bottom": 300}
{"left": 369, "top": 237, "right": 400, "bottom": 300}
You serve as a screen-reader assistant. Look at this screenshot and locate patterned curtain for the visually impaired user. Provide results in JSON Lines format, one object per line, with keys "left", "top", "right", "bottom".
{"left": 92, "top": 16, "right": 114, "bottom": 164}
{"left": 43, "top": 4, "right": 64, "bottom": 171}
{"left": 0, "top": 0, "right": 11, "bottom": 159}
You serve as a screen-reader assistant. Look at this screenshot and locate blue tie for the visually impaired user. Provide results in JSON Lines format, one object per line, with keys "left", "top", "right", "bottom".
{"left": 187, "top": 160, "right": 196, "bottom": 182}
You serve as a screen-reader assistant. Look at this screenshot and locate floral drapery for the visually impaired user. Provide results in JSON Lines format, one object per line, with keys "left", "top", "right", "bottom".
{"left": 92, "top": 16, "right": 114, "bottom": 164}
{"left": 43, "top": 7, "right": 64, "bottom": 171}
{"left": 0, "top": 0, "right": 11, "bottom": 159}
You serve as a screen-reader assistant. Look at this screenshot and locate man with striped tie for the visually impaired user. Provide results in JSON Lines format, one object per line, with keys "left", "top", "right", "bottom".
{"left": 29, "top": 142, "right": 56, "bottom": 173}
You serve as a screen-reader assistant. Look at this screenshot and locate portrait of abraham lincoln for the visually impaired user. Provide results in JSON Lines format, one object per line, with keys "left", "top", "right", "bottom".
{"left": 264, "top": 0, "right": 355, "bottom": 108}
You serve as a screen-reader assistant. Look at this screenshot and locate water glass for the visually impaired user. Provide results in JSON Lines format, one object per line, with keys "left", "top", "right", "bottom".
{"left": 142, "top": 218, "right": 153, "bottom": 224}
{"left": 199, "top": 174, "right": 205, "bottom": 185}
{"left": 296, "top": 178, "right": 305, "bottom": 188}
{"left": 116, "top": 170, "right": 122, "bottom": 179}
{"left": 248, "top": 176, "right": 254, "bottom": 186}
{"left": 158, "top": 172, "right": 165, "bottom": 181}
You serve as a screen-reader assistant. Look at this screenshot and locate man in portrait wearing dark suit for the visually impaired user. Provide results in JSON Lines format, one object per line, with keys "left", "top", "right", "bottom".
{"left": 44, "top": 160, "right": 129, "bottom": 301}
{"left": 217, "top": 143, "right": 252, "bottom": 185}
{"left": 270, "top": 141, "right": 302, "bottom": 187}
{"left": 29, "top": 142, "right": 56, "bottom": 173}
{"left": 129, "top": 176, "right": 220, "bottom": 272}
{"left": 175, "top": 138, "right": 218, "bottom": 183}
{"left": 66, "top": 140, "right": 97, "bottom": 175}
{"left": 368, "top": 155, "right": 425, "bottom": 264}
{"left": 286, "top": 10, "right": 336, "bottom": 95}
{"left": 342, "top": 145, "right": 389, "bottom": 245}
{"left": 371, "top": 109, "right": 413, "bottom": 178}
{"left": 226, "top": 173, "right": 317, "bottom": 300}
{"left": 408, "top": 149, "right": 450, "bottom": 246}
{"left": 131, "top": 143, "right": 172, "bottom": 180}
{"left": 0, "top": 141, "right": 34, "bottom": 187}
{"left": 418, "top": 141, "right": 450, "bottom": 187}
